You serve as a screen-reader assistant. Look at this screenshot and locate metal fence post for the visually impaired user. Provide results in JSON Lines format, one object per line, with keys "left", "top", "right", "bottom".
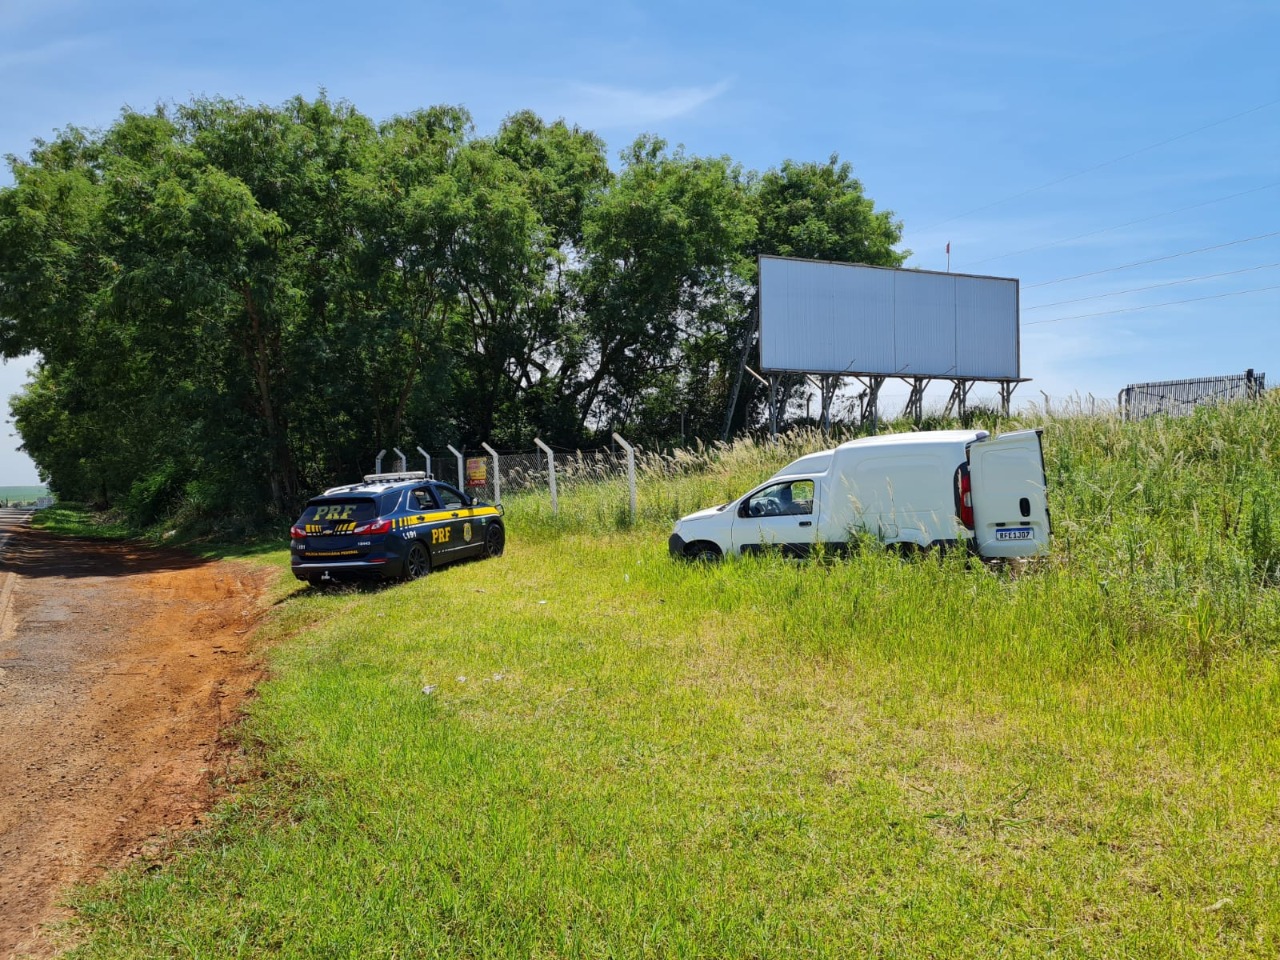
{"left": 375, "top": 449, "right": 386, "bottom": 474}
{"left": 417, "top": 446, "right": 431, "bottom": 478}
{"left": 534, "top": 438, "right": 558, "bottom": 514}
{"left": 393, "top": 447, "right": 406, "bottom": 472}
{"left": 447, "top": 444, "right": 464, "bottom": 489}
{"left": 612, "top": 432, "right": 636, "bottom": 520}
{"left": 481, "top": 442, "right": 501, "bottom": 505}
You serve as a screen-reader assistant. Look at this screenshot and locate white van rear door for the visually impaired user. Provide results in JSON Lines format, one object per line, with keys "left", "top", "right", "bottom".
{"left": 968, "top": 429, "right": 1051, "bottom": 558}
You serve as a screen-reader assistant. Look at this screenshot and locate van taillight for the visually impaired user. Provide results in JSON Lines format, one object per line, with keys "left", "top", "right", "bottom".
{"left": 958, "top": 469, "right": 974, "bottom": 529}
{"left": 353, "top": 518, "right": 392, "bottom": 535}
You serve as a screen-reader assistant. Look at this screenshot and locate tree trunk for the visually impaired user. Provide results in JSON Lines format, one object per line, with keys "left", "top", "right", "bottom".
{"left": 242, "top": 283, "right": 298, "bottom": 515}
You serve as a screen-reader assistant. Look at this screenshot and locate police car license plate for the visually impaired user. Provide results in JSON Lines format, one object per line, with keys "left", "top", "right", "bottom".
{"left": 995, "top": 528, "right": 1033, "bottom": 541}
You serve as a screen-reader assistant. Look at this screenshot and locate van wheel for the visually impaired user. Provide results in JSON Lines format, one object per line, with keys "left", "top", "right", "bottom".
{"left": 403, "top": 543, "right": 431, "bottom": 581}
{"left": 687, "top": 542, "right": 722, "bottom": 563}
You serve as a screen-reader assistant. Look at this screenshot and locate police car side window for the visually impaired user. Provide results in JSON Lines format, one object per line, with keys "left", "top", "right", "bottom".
{"left": 436, "top": 485, "right": 464, "bottom": 509}
{"left": 412, "top": 488, "right": 438, "bottom": 511}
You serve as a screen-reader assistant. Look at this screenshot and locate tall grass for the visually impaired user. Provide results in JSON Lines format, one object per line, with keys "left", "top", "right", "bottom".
{"left": 65, "top": 394, "right": 1280, "bottom": 958}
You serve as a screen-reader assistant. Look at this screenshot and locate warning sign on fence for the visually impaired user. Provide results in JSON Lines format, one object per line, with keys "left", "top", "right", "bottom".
{"left": 465, "top": 457, "right": 488, "bottom": 488}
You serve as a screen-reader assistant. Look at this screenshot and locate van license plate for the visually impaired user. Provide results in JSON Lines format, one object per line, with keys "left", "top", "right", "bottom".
{"left": 995, "top": 528, "right": 1033, "bottom": 541}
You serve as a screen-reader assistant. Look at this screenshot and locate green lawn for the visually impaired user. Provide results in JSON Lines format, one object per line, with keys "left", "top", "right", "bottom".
{"left": 66, "top": 397, "right": 1280, "bottom": 958}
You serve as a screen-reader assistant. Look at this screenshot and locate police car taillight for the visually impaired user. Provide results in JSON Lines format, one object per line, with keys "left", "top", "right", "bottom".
{"left": 353, "top": 518, "right": 392, "bottom": 535}
{"left": 290, "top": 525, "right": 307, "bottom": 539}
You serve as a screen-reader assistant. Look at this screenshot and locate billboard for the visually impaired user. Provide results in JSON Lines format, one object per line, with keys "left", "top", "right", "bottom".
{"left": 758, "top": 255, "right": 1020, "bottom": 380}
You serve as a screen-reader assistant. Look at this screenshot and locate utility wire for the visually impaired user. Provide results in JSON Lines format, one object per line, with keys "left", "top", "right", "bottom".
{"left": 1022, "top": 231, "right": 1280, "bottom": 289}
{"left": 962, "top": 181, "right": 1280, "bottom": 268}
{"left": 916, "top": 96, "right": 1280, "bottom": 233}
{"left": 1024, "top": 283, "right": 1280, "bottom": 326}
{"left": 1022, "top": 262, "right": 1280, "bottom": 310}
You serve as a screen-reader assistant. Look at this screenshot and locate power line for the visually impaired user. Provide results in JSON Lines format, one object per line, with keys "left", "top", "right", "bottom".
{"left": 962, "top": 181, "right": 1280, "bottom": 269}
{"left": 1023, "top": 283, "right": 1280, "bottom": 326}
{"left": 1022, "top": 231, "right": 1280, "bottom": 289}
{"left": 916, "top": 96, "right": 1280, "bottom": 233}
{"left": 1022, "top": 262, "right": 1280, "bottom": 311}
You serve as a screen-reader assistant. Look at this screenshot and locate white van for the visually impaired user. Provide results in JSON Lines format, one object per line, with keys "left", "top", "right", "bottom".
{"left": 668, "top": 429, "right": 1050, "bottom": 561}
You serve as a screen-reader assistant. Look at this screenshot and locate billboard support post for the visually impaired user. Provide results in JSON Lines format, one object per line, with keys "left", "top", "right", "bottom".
{"left": 819, "top": 375, "right": 838, "bottom": 433}
{"left": 943, "top": 381, "right": 974, "bottom": 419}
{"left": 1000, "top": 382, "right": 1017, "bottom": 417}
{"left": 860, "top": 377, "right": 886, "bottom": 435}
{"left": 720, "top": 299, "right": 759, "bottom": 442}
{"left": 903, "top": 378, "right": 932, "bottom": 424}
{"left": 768, "top": 374, "right": 780, "bottom": 439}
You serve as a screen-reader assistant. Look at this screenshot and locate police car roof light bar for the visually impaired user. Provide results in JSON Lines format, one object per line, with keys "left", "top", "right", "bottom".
{"left": 362, "top": 471, "right": 429, "bottom": 483}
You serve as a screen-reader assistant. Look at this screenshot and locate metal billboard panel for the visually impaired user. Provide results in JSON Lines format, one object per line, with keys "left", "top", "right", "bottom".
{"left": 954, "top": 274, "right": 1019, "bottom": 378}
{"left": 758, "top": 255, "right": 1020, "bottom": 379}
{"left": 893, "top": 270, "right": 956, "bottom": 376}
{"left": 835, "top": 264, "right": 896, "bottom": 372}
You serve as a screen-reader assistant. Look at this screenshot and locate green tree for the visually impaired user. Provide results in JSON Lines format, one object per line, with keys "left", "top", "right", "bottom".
{"left": 575, "top": 136, "right": 755, "bottom": 442}
{"left": 0, "top": 94, "right": 909, "bottom": 529}
{"left": 444, "top": 113, "right": 610, "bottom": 446}
{"left": 752, "top": 155, "right": 906, "bottom": 267}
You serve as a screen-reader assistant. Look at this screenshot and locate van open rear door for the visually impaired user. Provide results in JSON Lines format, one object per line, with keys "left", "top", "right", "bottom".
{"left": 968, "top": 429, "right": 1051, "bottom": 558}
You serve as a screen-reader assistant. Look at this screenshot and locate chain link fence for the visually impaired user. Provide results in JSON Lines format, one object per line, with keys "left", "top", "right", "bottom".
{"left": 415, "top": 442, "right": 641, "bottom": 509}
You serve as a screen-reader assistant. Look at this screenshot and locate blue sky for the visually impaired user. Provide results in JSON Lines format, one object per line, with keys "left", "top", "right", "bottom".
{"left": 1, "top": 0, "right": 1277, "bottom": 483}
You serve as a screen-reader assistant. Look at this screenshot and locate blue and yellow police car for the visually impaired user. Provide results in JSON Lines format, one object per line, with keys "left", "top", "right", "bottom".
{"left": 290, "top": 471, "right": 504, "bottom": 585}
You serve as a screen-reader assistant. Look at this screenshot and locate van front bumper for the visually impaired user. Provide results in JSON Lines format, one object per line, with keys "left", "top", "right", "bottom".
{"left": 668, "top": 532, "right": 688, "bottom": 559}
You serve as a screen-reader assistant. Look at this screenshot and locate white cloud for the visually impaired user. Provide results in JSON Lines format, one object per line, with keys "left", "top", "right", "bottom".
{"left": 562, "top": 79, "right": 731, "bottom": 129}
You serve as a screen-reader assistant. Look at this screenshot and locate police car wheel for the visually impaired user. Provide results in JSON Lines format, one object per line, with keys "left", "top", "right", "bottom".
{"left": 484, "top": 523, "right": 505, "bottom": 557}
{"left": 403, "top": 543, "right": 431, "bottom": 581}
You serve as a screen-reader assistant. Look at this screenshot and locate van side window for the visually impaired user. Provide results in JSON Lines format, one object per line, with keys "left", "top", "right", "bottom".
{"left": 412, "top": 488, "right": 439, "bottom": 511}
{"left": 743, "top": 480, "right": 814, "bottom": 518}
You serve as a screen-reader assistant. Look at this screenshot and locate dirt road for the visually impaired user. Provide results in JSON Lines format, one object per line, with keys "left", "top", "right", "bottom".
{"left": 0, "top": 516, "right": 273, "bottom": 958}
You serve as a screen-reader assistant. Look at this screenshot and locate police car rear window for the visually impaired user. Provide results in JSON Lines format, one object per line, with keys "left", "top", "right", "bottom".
{"left": 297, "top": 498, "right": 379, "bottom": 524}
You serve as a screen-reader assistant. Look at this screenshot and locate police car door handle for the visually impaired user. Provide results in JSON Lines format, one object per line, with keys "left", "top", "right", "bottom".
{"left": 799, "top": 521, "right": 812, "bottom": 527}
{"left": 451, "top": 512, "right": 460, "bottom": 517}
